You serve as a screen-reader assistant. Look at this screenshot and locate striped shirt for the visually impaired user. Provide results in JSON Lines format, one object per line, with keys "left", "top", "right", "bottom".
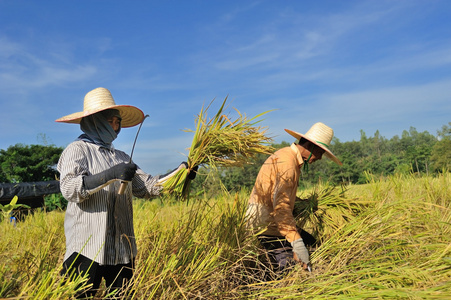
{"left": 58, "top": 140, "right": 163, "bottom": 265}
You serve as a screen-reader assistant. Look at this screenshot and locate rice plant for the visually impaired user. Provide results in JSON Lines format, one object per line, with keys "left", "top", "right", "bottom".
{"left": 1, "top": 172, "right": 450, "bottom": 299}
{"left": 161, "top": 97, "right": 274, "bottom": 199}
{"left": 294, "top": 184, "right": 372, "bottom": 244}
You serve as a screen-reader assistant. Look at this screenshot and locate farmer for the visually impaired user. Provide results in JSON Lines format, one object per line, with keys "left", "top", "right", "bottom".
{"left": 56, "top": 87, "right": 195, "bottom": 298}
{"left": 245, "top": 122, "right": 342, "bottom": 275}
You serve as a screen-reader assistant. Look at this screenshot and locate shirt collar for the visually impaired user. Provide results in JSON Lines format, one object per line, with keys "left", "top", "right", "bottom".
{"left": 290, "top": 143, "right": 304, "bottom": 167}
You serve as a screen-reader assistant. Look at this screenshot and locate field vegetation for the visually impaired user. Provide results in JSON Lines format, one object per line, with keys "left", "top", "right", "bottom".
{"left": 1, "top": 172, "right": 450, "bottom": 299}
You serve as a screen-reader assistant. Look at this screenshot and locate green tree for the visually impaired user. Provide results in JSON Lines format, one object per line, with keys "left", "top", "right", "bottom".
{"left": 401, "top": 127, "right": 437, "bottom": 173}
{"left": 190, "top": 124, "right": 448, "bottom": 193}
{"left": 431, "top": 122, "right": 451, "bottom": 171}
{"left": 0, "top": 144, "right": 63, "bottom": 183}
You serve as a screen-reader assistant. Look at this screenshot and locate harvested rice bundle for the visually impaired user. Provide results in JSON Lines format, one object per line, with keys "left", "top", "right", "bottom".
{"left": 294, "top": 185, "right": 370, "bottom": 243}
{"left": 161, "top": 97, "right": 274, "bottom": 199}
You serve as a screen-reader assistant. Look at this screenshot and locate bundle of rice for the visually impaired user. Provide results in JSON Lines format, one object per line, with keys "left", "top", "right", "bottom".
{"left": 161, "top": 97, "right": 274, "bottom": 199}
{"left": 294, "top": 185, "right": 370, "bottom": 243}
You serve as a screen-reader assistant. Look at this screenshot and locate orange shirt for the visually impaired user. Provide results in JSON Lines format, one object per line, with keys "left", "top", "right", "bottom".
{"left": 246, "top": 143, "right": 303, "bottom": 243}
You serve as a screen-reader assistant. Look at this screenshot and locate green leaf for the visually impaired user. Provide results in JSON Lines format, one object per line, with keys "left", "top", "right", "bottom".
{"left": 10, "top": 195, "right": 18, "bottom": 206}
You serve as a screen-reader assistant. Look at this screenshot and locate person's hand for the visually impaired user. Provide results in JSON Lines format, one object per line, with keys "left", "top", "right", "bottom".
{"left": 291, "top": 238, "right": 310, "bottom": 269}
{"left": 180, "top": 162, "right": 198, "bottom": 180}
{"left": 83, "top": 162, "right": 137, "bottom": 190}
{"left": 111, "top": 162, "right": 137, "bottom": 181}
{"left": 188, "top": 165, "right": 198, "bottom": 180}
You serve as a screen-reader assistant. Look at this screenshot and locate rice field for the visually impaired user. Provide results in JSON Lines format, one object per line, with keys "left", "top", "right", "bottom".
{"left": 1, "top": 172, "right": 450, "bottom": 299}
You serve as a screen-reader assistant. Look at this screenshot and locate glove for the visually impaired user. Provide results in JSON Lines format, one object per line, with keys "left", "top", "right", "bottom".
{"left": 110, "top": 163, "right": 137, "bottom": 181}
{"left": 158, "top": 162, "right": 188, "bottom": 184}
{"left": 174, "top": 162, "right": 197, "bottom": 180}
{"left": 188, "top": 165, "right": 198, "bottom": 180}
{"left": 83, "top": 163, "right": 137, "bottom": 190}
{"left": 291, "top": 238, "right": 310, "bottom": 265}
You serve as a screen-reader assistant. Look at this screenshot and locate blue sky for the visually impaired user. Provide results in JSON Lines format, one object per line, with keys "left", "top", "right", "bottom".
{"left": 1, "top": 0, "right": 450, "bottom": 174}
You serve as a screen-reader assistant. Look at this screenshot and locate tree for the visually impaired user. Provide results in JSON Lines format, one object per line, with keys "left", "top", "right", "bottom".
{"left": 0, "top": 144, "right": 63, "bottom": 183}
{"left": 431, "top": 122, "right": 451, "bottom": 171}
{"left": 401, "top": 127, "right": 437, "bottom": 173}
{"left": 437, "top": 122, "right": 451, "bottom": 139}
{"left": 431, "top": 140, "right": 451, "bottom": 171}
{"left": 190, "top": 124, "right": 449, "bottom": 193}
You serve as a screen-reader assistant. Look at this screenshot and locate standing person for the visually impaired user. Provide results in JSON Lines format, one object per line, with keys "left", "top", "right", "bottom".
{"left": 56, "top": 87, "right": 193, "bottom": 298}
{"left": 245, "top": 122, "right": 342, "bottom": 276}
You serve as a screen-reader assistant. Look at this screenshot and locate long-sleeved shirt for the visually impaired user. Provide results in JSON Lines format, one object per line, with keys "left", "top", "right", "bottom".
{"left": 57, "top": 140, "right": 162, "bottom": 265}
{"left": 245, "top": 143, "right": 304, "bottom": 243}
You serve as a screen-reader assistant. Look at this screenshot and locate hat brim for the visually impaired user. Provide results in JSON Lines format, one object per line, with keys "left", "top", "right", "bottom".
{"left": 56, "top": 105, "right": 145, "bottom": 128}
{"left": 285, "top": 129, "right": 342, "bottom": 165}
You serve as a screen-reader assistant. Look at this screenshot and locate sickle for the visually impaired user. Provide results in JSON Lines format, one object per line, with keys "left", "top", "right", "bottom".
{"left": 118, "top": 114, "right": 150, "bottom": 195}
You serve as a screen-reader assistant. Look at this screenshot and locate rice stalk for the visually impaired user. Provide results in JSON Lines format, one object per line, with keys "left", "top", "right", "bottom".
{"left": 162, "top": 96, "right": 274, "bottom": 199}
{"left": 246, "top": 174, "right": 451, "bottom": 299}
{"left": 2, "top": 173, "right": 451, "bottom": 298}
{"left": 294, "top": 184, "right": 371, "bottom": 243}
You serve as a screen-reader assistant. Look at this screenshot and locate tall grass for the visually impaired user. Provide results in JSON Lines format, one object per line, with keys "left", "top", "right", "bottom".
{"left": 1, "top": 172, "right": 450, "bottom": 299}
{"left": 254, "top": 173, "right": 451, "bottom": 299}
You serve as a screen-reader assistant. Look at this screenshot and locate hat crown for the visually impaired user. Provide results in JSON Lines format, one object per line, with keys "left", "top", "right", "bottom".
{"left": 83, "top": 87, "right": 116, "bottom": 112}
{"left": 304, "top": 122, "right": 333, "bottom": 146}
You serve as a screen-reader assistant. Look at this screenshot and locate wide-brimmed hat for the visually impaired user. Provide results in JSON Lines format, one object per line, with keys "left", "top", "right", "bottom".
{"left": 55, "top": 87, "right": 145, "bottom": 128}
{"left": 285, "top": 122, "right": 342, "bottom": 165}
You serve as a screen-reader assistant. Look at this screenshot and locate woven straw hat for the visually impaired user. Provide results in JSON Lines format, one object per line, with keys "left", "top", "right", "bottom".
{"left": 55, "top": 87, "right": 145, "bottom": 128}
{"left": 285, "top": 122, "right": 342, "bottom": 165}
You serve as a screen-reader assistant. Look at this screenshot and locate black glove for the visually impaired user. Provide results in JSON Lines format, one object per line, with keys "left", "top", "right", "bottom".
{"left": 83, "top": 163, "right": 137, "bottom": 190}
{"left": 188, "top": 165, "right": 198, "bottom": 180}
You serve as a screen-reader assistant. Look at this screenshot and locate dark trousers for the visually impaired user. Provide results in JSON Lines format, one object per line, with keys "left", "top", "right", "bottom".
{"left": 258, "top": 229, "right": 316, "bottom": 274}
{"left": 258, "top": 236, "right": 295, "bottom": 274}
{"left": 61, "top": 252, "right": 134, "bottom": 299}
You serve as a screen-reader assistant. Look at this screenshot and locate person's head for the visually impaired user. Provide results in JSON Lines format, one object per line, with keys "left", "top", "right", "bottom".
{"left": 285, "top": 122, "right": 342, "bottom": 166}
{"left": 56, "top": 87, "right": 145, "bottom": 149}
{"left": 77, "top": 109, "right": 122, "bottom": 149}
{"left": 102, "top": 109, "right": 122, "bottom": 134}
{"left": 298, "top": 137, "right": 326, "bottom": 164}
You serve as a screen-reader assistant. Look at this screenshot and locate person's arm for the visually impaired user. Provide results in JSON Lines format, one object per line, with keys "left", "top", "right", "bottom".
{"left": 57, "top": 142, "right": 91, "bottom": 203}
{"left": 131, "top": 162, "right": 195, "bottom": 199}
{"left": 58, "top": 142, "right": 139, "bottom": 202}
{"left": 157, "top": 162, "right": 197, "bottom": 184}
{"left": 272, "top": 161, "right": 302, "bottom": 243}
{"left": 83, "top": 162, "right": 137, "bottom": 191}
{"left": 271, "top": 153, "right": 311, "bottom": 268}
{"left": 157, "top": 162, "right": 189, "bottom": 184}
{"left": 273, "top": 183, "right": 311, "bottom": 268}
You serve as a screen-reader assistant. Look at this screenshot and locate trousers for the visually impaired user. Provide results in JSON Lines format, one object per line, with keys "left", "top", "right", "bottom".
{"left": 61, "top": 252, "right": 134, "bottom": 299}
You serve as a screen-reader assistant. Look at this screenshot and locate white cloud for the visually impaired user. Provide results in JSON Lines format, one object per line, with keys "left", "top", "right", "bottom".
{"left": 269, "top": 79, "right": 451, "bottom": 143}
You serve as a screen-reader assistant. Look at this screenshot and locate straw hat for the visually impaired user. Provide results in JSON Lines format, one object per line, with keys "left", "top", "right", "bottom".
{"left": 285, "top": 122, "right": 342, "bottom": 165}
{"left": 55, "top": 87, "right": 145, "bottom": 128}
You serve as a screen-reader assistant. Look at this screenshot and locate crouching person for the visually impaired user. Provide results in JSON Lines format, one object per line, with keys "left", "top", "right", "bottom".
{"left": 245, "top": 123, "right": 342, "bottom": 278}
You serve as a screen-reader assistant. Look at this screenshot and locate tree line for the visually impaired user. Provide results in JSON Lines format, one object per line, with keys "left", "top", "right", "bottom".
{"left": 191, "top": 123, "right": 451, "bottom": 194}
{"left": 0, "top": 123, "right": 450, "bottom": 191}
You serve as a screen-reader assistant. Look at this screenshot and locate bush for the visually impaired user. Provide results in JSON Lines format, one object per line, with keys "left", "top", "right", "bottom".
{"left": 44, "top": 193, "right": 67, "bottom": 211}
